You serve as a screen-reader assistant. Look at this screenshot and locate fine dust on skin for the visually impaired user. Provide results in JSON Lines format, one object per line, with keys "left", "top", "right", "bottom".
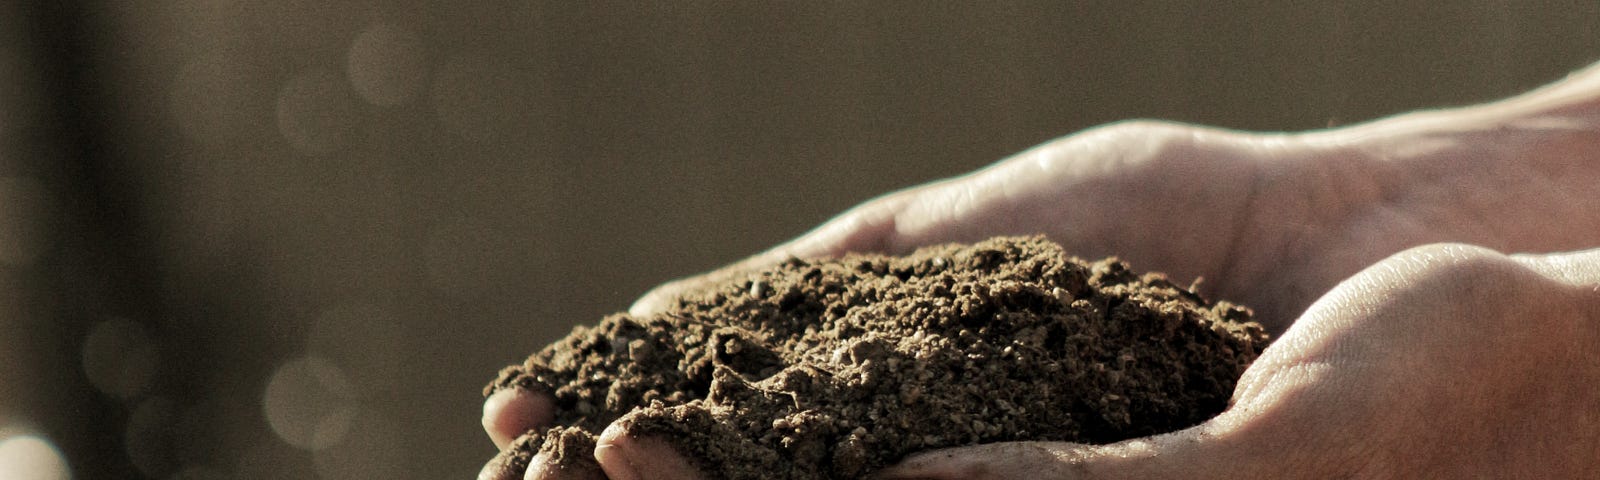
{"left": 486, "top": 236, "right": 1267, "bottom": 480}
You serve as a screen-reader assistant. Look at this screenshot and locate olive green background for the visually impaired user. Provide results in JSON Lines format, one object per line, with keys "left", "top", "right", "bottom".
{"left": 2, "top": 1, "right": 1596, "bottom": 478}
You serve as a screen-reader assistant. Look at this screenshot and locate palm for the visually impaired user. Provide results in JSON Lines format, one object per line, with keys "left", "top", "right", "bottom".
{"left": 1224, "top": 245, "right": 1600, "bottom": 478}
{"left": 731, "top": 113, "right": 1599, "bottom": 333}
{"left": 882, "top": 244, "right": 1600, "bottom": 479}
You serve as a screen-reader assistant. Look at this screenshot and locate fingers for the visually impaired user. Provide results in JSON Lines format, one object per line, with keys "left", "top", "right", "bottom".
{"left": 874, "top": 420, "right": 1279, "bottom": 480}
{"left": 479, "top": 410, "right": 707, "bottom": 480}
{"left": 479, "top": 452, "right": 524, "bottom": 480}
{"left": 631, "top": 120, "right": 1285, "bottom": 318}
{"left": 478, "top": 430, "right": 608, "bottom": 480}
{"left": 594, "top": 423, "right": 706, "bottom": 480}
{"left": 479, "top": 450, "right": 525, "bottom": 480}
{"left": 873, "top": 441, "right": 1095, "bottom": 480}
{"left": 524, "top": 452, "right": 607, "bottom": 480}
{"left": 873, "top": 438, "right": 1207, "bottom": 480}
{"left": 479, "top": 432, "right": 538, "bottom": 480}
{"left": 483, "top": 387, "right": 557, "bottom": 450}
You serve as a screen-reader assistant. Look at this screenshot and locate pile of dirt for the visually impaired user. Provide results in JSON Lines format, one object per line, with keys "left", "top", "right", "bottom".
{"left": 487, "top": 236, "right": 1267, "bottom": 479}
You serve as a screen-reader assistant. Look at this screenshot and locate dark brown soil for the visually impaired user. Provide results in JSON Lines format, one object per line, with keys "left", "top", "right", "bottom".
{"left": 487, "top": 236, "right": 1266, "bottom": 479}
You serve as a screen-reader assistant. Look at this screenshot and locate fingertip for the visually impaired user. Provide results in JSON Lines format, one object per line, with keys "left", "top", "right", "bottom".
{"left": 479, "top": 446, "right": 530, "bottom": 480}
{"left": 866, "top": 465, "right": 921, "bottom": 480}
{"left": 593, "top": 423, "right": 635, "bottom": 480}
{"left": 483, "top": 387, "right": 556, "bottom": 450}
{"left": 869, "top": 449, "right": 963, "bottom": 480}
{"left": 627, "top": 290, "right": 670, "bottom": 317}
{"left": 873, "top": 442, "right": 1120, "bottom": 480}
{"left": 596, "top": 420, "right": 627, "bottom": 444}
{"left": 595, "top": 423, "right": 705, "bottom": 480}
{"left": 522, "top": 453, "right": 551, "bottom": 480}
{"left": 523, "top": 451, "right": 608, "bottom": 480}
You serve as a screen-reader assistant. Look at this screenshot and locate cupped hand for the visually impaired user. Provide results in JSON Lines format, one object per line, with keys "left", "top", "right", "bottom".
{"left": 482, "top": 63, "right": 1600, "bottom": 479}
{"left": 633, "top": 86, "right": 1600, "bottom": 333}
{"left": 876, "top": 244, "right": 1600, "bottom": 478}
{"left": 486, "top": 246, "right": 1600, "bottom": 480}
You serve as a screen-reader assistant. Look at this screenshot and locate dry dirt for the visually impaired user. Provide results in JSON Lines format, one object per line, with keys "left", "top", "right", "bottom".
{"left": 487, "top": 236, "right": 1267, "bottom": 479}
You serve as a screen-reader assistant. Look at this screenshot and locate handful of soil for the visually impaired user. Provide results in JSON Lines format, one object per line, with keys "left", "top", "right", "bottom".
{"left": 487, "top": 236, "right": 1267, "bottom": 479}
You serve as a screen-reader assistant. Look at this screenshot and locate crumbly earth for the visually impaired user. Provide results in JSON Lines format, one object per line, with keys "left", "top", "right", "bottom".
{"left": 487, "top": 236, "right": 1267, "bottom": 479}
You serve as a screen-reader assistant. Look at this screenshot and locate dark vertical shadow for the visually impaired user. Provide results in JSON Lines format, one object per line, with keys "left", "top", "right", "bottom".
{"left": 21, "top": 2, "right": 169, "bottom": 478}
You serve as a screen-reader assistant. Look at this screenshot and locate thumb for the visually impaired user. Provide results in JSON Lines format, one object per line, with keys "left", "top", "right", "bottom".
{"left": 872, "top": 422, "right": 1256, "bottom": 480}
{"left": 871, "top": 441, "right": 1100, "bottom": 480}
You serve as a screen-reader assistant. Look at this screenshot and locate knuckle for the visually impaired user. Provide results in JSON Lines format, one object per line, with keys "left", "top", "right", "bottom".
{"left": 1098, "top": 119, "right": 1194, "bottom": 138}
{"left": 1076, "top": 119, "right": 1194, "bottom": 152}
{"left": 1393, "top": 243, "right": 1517, "bottom": 280}
{"left": 1383, "top": 243, "right": 1562, "bottom": 311}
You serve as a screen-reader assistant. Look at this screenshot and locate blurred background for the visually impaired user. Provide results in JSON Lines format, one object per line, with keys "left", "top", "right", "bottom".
{"left": 1, "top": 1, "right": 1596, "bottom": 478}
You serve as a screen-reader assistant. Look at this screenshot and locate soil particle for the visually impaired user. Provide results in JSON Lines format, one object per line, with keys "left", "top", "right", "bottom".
{"left": 487, "top": 236, "right": 1267, "bottom": 479}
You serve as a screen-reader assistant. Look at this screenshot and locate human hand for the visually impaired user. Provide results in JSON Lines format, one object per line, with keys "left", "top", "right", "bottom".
{"left": 482, "top": 63, "right": 1600, "bottom": 479}
{"left": 875, "top": 244, "right": 1600, "bottom": 478}
{"left": 628, "top": 70, "right": 1600, "bottom": 333}
{"left": 484, "top": 246, "right": 1600, "bottom": 480}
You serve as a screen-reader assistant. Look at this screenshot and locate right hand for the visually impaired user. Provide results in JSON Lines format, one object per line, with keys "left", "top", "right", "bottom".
{"left": 875, "top": 244, "right": 1600, "bottom": 479}
{"left": 483, "top": 61, "right": 1600, "bottom": 479}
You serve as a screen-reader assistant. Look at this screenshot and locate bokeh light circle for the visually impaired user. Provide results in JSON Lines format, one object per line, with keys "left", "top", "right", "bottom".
{"left": 124, "top": 397, "right": 179, "bottom": 477}
{"left": 261, "top": 356, "right": 356, "bottom": 450}
{"left": 311, "top": 409, "right": 404, "bottom": 480}
{"left": 347, "top": 23, "right": 428, "bottom": 107}
{"left": 81, "top": 317, "right": 159, "bottom": 399}
{"left": 0, "top": 430, "right": 70, "bottom": 480}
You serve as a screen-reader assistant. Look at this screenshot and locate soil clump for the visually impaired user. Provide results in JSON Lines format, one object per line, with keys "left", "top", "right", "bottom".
{"left": 487, "top": 236, "right": 1267, "bottom": 479}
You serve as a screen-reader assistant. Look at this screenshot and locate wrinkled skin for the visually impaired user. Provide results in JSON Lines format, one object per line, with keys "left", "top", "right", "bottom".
{"left": 482, "top": 62, "right": 1600, "bottom": 479}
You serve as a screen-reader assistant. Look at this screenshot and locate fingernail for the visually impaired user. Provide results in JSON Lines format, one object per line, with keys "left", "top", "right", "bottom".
{"left": 522, "top": 453, "right": 552, "bottom": 480}
{"left": 484, "top": 387, "right": 556, "bottom": 450}
{"left": 594, "top": 424, "right": 641, "bottom": 480}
